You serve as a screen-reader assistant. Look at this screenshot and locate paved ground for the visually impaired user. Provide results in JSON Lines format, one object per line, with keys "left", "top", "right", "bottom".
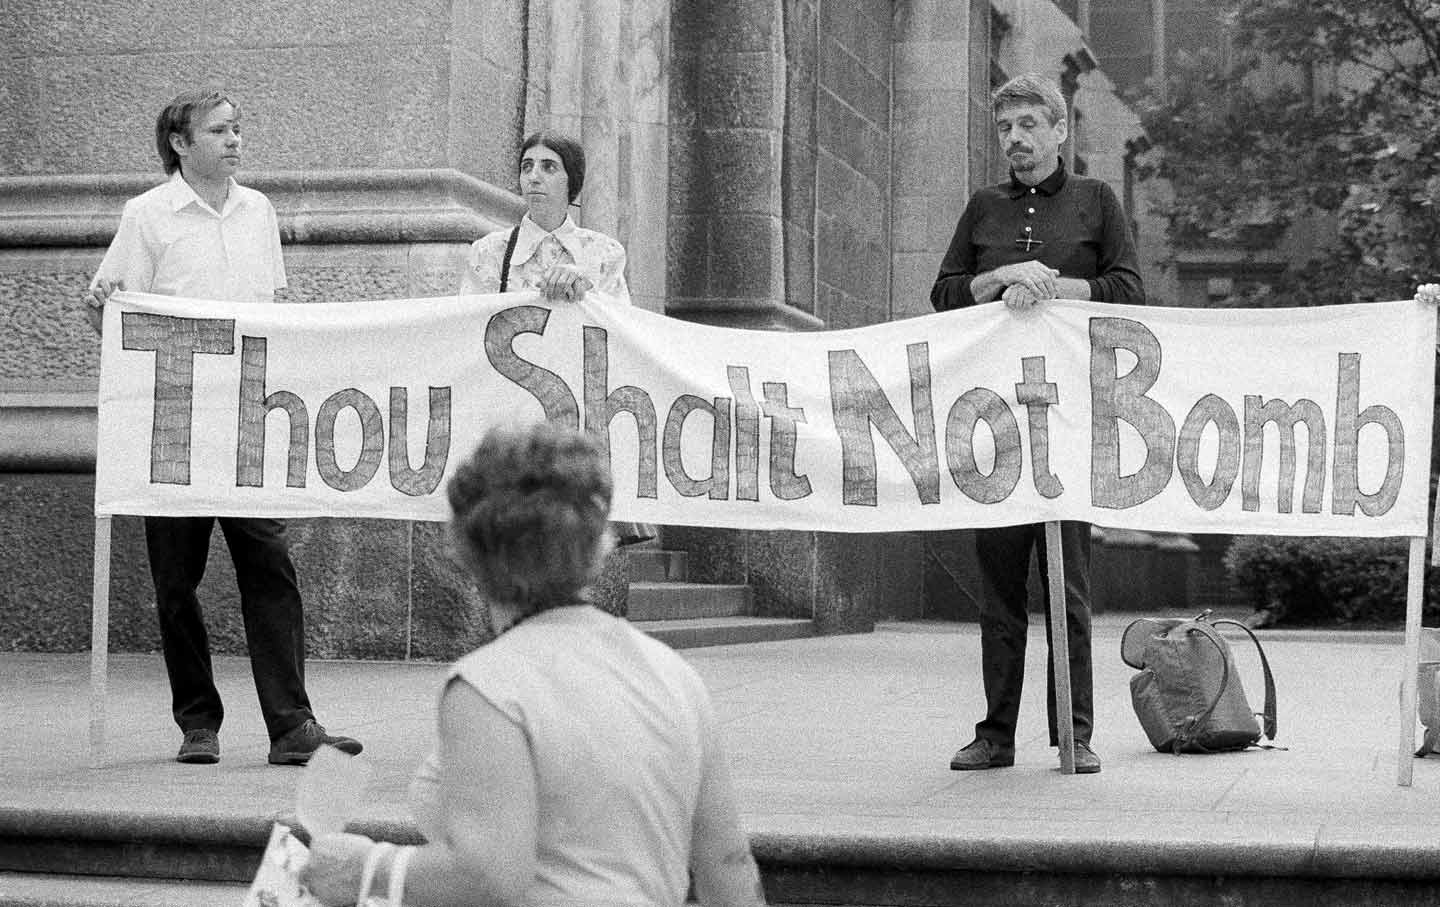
{"left": 3, "top": 616, "right": 1437, "bottom": 858}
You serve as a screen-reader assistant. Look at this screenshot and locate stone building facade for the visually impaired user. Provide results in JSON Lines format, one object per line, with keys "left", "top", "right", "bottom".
{"left": 0, "top": 0, "right": 1161, "bottom": 658}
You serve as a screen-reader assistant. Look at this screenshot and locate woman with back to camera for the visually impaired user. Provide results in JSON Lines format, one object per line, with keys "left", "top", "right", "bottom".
{"left": 301, "top": 422, "right": 765, "bottom": 907}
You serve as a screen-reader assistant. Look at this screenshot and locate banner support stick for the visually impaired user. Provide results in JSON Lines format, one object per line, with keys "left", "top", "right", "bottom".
{"left": 1045, "top": 521, "right": 1076, "bottom": 775}
{"left": 90, "top": 516, "right": 112, "bottom": 768}
{"left": 1398, "top": 535, "right": 1424, "bottom": 786}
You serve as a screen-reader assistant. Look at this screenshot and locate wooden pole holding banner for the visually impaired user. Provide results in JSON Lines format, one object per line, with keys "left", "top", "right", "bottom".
{"left": 1398, "top": 536, "right": 1425, "bottom": 786}
{"left": 90, "top": 516, "right": 112, "bottom": 768}
{"left": 1045, "top": 521, "right": 1076, "bottom": 774}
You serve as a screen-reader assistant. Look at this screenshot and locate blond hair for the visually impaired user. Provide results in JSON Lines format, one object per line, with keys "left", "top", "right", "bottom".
{"left": 155, "top": 86, "right": 238, "bottom": 175}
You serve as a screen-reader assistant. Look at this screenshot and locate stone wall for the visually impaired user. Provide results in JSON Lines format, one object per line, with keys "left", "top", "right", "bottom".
{"left": 890, "top": 0, "right": 991, "bottom": 325}
{"left": 663, "top": 0, "right": 930, "bottom": 630}
{"left": 1, "top": 0, "right": 930, "bottom": 654}
{"left": 2, "top": 1, "right": 523, "bottom": 186}
{"left": 0, "top": 474, "right": 491, "bottom": 659}
{"left": 2, "top": 2, "right": 527, "bottom": 659}
{"left": 667, "top": 0, "right": 804, "bottom": 330}
{"left": 523, "top": 0, "right": 672, "bottom": 312}
{"left": 0, "top": 0, "right": 1166, "bottom": 654}
{"left": 808, "top": 0, "right": 892, "bottom": 328}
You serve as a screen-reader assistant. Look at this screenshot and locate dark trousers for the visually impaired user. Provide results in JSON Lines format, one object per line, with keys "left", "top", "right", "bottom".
{"left": 973, "top": 520, "right": 1093, "bottom": 747}
{"left": 145, "top": 516, "right": 313, "bottom": 742}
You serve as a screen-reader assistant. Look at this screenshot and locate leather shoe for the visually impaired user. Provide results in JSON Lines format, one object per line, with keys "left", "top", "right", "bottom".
{"left": 177, "top": 728, "right": 219, "bottom": 764}
{"left": 267, "top": 719, "right": 363, "bottom": 766}
{"left": 1071, "top": 741, "right": 1102, "bottom": 774}
{"left": 949, "top": 738, "right": 1015, "bottom": 771}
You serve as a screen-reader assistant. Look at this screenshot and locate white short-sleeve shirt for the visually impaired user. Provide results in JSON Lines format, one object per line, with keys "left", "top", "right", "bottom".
{"left": 94, "top": 172, "right": 286, "bottom": 303}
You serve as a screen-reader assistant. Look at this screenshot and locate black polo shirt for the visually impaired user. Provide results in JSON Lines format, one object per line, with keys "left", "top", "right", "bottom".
{"left": 930, "top": 159, "right": 1145, "bottom": 311}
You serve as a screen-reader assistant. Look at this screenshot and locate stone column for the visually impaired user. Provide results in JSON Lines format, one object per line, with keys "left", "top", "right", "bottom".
{"left": 890, "top": 0, "right": 977, "bottom": 320}
{"left": 893, "top": 0, "right": 1002, "bottom": 621}
{"left": 525, "top": 0, "right": 671, "bottom": 313}
{"left": 668, "top": 0, "right": 816, "bottom": 330}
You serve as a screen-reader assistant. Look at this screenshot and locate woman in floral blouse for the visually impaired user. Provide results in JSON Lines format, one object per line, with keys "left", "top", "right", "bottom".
{"left": 460, "top": 131, "right": 653, "bottom": 545}
{"left": 459, "top": 131, "right": 631, "bottom": 305}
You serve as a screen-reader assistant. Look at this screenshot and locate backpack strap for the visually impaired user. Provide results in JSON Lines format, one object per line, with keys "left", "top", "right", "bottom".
{"left": 1171, "top": 622, "right": 1234, "bottom": 754}
{"left": 498, "top": 226, "right": 521, "bottom": 292}
{"left": 1211, "top": 618, "right": 1278, "bottom": 740}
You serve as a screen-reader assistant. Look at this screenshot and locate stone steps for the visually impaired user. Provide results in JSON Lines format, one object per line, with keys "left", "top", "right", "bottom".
{"left": 5, "top": 814, "right": 1438, "bottom": 907}
{"left": 0, "top": 872, "right": 246, "bottom": 907}
{"left": 625, "top": 546, "right": 817, "bottom": 646}
{"left": 627, "top": 581, "right": 753, "bottom": 621}
{"left": 0, "top": 809, "right": 272, "bottom": 888}
{"left": 0, "top": 810, "right": 265, "bottom": 907}
{"left": 626, "top": 547, "right": 689, "bottom": 582}
{"left": 641, "top": 615, "right": 817, "bottom": 648}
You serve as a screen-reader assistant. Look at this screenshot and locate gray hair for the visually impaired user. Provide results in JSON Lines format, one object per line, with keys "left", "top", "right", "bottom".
{"left": 992, "top": 73, "right": 1067, "bottom": 126}
{"left": 446, "top": 422, "right": 613, "bottom": 619}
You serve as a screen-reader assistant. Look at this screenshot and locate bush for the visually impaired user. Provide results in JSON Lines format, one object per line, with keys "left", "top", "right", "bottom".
{"left": 1225, "top": 536, "right": 1440, "bottom": 628}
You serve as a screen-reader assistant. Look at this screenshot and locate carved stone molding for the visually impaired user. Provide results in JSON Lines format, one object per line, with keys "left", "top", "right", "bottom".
{"left": 0, "top": 169, "right": 524, "bottom": 249}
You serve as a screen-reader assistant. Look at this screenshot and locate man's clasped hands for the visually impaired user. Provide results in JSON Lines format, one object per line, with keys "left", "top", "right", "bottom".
{"left": 995, "top": 260, "right": 1061, "bottom": 310}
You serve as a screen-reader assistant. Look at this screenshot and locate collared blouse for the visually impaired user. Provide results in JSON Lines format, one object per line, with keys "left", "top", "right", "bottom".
{"left": 459, "top": 213, "right": 632, "bottom": 305}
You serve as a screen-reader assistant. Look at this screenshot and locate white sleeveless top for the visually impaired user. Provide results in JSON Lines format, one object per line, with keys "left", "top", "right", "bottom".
{"left": 409, "top": 606, "right": 715, "bottom": 907}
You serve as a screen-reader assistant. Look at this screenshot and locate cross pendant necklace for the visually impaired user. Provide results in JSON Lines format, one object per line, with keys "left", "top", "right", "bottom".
{"left": 1015, "top": 235, "right": 1044, "bottom": 252}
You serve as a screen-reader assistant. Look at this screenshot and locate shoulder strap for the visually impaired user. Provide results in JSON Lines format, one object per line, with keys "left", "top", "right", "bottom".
{"left": 1210, "top": 618, "right": 1278, "bottom": 740}
{"left": 499, "top": 226, "right": 521, "bottom": 292}
{"left": 1172, "top": 622, "right": 1233, "bottom": 753}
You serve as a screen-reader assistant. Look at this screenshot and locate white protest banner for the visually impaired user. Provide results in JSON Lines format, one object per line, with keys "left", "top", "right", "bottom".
{"left": 95, "top": 290, "right": 1435, "bottom": 537}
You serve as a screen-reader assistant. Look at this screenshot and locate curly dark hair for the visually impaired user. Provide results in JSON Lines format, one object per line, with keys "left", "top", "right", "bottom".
{"left": 519, "top": 131, "right": 585, "bottom": 202}
{"left": 447, "top": 422, "right": 613, "bottom": 620}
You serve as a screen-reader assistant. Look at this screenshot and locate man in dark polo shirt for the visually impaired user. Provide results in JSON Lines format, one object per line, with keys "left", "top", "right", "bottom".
{"left": 931, "top": 72, "right": 1144, "bottom": 775}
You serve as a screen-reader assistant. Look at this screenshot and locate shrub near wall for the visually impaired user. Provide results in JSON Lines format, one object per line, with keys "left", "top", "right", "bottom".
{"left": 1225, "top": 536, "right": 1440, "bottom": 628}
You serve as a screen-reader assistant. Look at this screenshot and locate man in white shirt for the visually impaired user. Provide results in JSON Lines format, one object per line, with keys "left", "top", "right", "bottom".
{"left": 83, "top": 87, "right": 361, "bottom": 767}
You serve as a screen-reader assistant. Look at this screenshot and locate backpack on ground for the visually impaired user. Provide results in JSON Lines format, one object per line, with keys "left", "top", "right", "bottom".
{"left": 1121, "top": 610, "right": 1277, "bottom": 754}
